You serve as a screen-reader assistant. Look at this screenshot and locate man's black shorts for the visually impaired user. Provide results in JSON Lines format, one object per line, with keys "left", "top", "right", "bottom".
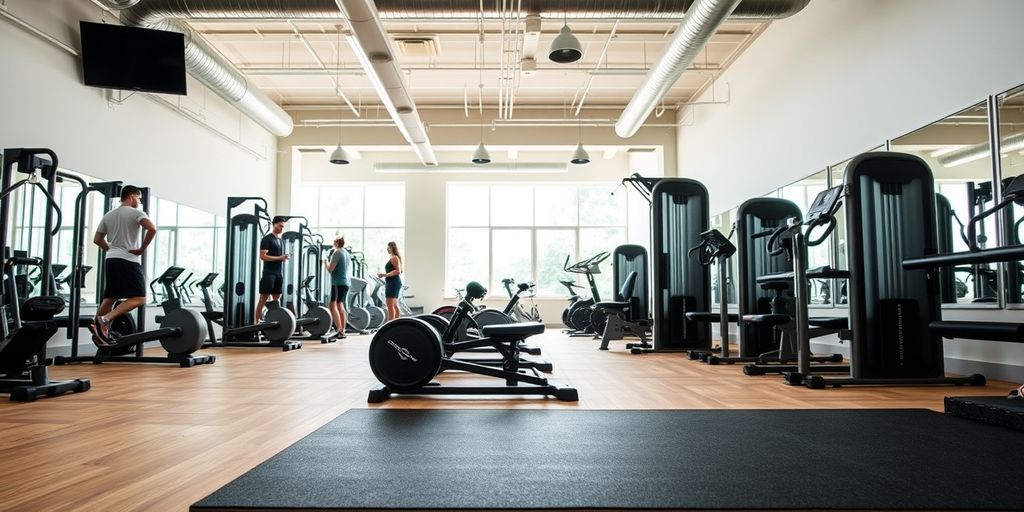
{"left": 103, "top": 257, "right": 146, "bottom": 299}
{"left": 259, "top": 272, "right": 284, "bottom": 295}
{"left": 330, "top": 284, "right": 350, "bottom": 303}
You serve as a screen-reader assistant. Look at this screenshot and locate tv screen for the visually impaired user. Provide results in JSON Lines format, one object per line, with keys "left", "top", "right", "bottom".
{"left": 80, "top": 21, "right": 187, "bottom": 95}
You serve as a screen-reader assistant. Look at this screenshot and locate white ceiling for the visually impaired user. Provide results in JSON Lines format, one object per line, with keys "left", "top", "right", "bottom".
{"left": 192, "top": 18, "right": 766, "bottom": 113}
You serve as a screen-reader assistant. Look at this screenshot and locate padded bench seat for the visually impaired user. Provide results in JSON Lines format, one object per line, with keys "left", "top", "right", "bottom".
{"left": 740, "top": 315, "right": 848, "bottom": 329}
{"left": 480, "top": 322, "right": 545, "bottom": 338}
{"left": 741, "top": 313, "right": 789, "bottom": 326}
{"left": 685, "top": 312, "right": 740, "bottom": 323}
{"left": 808, "top": 317, "right": 848, "bottom": 329}
{"left": 756, "top": 266, "right": 851, "bottom": 284}
{"left": 594, "top": 301, "right": 629, "bottom": 309}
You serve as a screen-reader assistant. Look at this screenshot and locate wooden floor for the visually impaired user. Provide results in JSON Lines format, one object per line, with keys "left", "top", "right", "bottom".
{"left": 0, "top": 330, "right": 1013, "bottom": 512}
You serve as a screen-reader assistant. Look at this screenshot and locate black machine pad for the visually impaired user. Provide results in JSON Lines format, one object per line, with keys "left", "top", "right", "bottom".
{"left": 686, "top": 312, "right": 740, "bottom": 323}
{"left": 741, "top": 313, "right": 789, "bottom": 326}
{"left": 479, "top": 322, "right": 544, "bottom": 338}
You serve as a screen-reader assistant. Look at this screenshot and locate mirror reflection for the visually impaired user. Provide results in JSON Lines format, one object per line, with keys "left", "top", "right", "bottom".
{"left": 779, "top": 170, "right": 832, "bottom": 305}
{"left": 709, "top": 208, "right": 737, "bottom": 306}
{"left": 890, "top": 101, "right": 998, "bottom": 306}
{"left": 998, "top": 84, "right": 1024, "bottom": 305}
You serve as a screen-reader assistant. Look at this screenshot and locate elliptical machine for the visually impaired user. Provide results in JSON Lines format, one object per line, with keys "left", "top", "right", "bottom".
{"left": 367, "top": 281, "right": 576, "bottom": 403}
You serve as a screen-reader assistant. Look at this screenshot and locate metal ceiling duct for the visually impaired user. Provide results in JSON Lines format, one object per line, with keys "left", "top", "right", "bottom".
{"left": 98, "top": 0, "right": 808, "bottom": 146}
{"left": 96, "top": 0, "right": 345, "bottom": 137}
{"left": 616, "top": 0, "right": 745, "bottom": 138}
{"left": 338, "top": 0, "right": 437, "bottom": 165}
{"left": 371, "top": 0, "right": 808, "bottom": 19}
{"left": 938, "top": 131, "right": 1024, "bottom": 168}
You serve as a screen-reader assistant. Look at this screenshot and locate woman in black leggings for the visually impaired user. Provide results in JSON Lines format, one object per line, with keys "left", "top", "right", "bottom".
{"left": 377, "top": 241, "right": 403, "bottom": 321}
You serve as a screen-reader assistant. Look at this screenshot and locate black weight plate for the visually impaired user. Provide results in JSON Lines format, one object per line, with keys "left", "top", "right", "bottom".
{"left": 368, "top": 317, "right": 443, "bottom": 391}
{"left": 264, "top": 307, "right": 297, "bottom": 342}
{"left": 416, "top": 314, "right": 450, "bottom": 334}
{"left": 303, "top": 306, "right": 333, "bottom": 337}
{"left": 472, "top": 308, "right": 513, "bottom": 329}
{"left": 158, "top": 308, "right": 207, "bottom": 354}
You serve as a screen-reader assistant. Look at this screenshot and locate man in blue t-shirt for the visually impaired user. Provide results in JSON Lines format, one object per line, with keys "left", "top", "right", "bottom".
{"left": 323, "top": 236, "right": 351, "bottom": 339}
{"left": 255, "top": 216, "right": 289, "bottom": 324}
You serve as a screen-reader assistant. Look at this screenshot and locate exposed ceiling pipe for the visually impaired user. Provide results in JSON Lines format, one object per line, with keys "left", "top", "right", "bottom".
{"left": 937, "top": 131, "right": 1024, "bottom": 168}
{"left": 616, "top": 0, "right": 745, "bottom": 138}
{"left": 95, "top": 0, "right": 344, "bottom": 137}
{"left": 354, "top": 1, "right": 810, "bottom": 20}
{"left": 337, "top": 0, "right": 438, "bottom": 165}
{"left": 97, "top": 0, "right": 807, "bottom": 143}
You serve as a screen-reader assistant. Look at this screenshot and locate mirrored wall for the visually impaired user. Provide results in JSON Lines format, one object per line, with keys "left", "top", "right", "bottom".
{"left": 711, "top": 81, "right": 1024, "bottom": 312}
{"left": 3, "top": 167, "right": 223, "bottom": 304}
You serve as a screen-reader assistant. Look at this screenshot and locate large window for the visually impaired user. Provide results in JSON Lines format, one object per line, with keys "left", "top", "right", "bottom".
{"left": 446, "top": 183, "right": 632, "bottom": 299}
{"left": 293, "top": 183, "right": 406, "bottom": 274}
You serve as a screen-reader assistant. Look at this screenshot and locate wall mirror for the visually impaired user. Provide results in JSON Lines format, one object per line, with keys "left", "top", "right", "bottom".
{"left": 890, "top": 101, "right": 998, "bottom": 306}
{"left": 997, "top": 84, "right": 1024, "bottom": 306}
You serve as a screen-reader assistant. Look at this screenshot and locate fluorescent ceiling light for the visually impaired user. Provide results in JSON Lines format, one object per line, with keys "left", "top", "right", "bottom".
{"left": 375, "top": 163, "right": 568, "bottom": 174}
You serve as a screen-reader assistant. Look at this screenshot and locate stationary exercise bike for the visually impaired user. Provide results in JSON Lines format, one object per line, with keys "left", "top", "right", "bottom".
{"left": 367, "top": 282, "right": 576, "bottom": 403}
{"left": 560, "top": 252, "right": 610, "bottom": 334}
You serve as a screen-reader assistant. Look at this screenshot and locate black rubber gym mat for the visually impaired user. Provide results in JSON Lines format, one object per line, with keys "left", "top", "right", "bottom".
{"left": 192, "top": 409, "right": 1024, "bottom": 511}
{"left": 946, "top": 395, "right": 1024, "bottom": 432}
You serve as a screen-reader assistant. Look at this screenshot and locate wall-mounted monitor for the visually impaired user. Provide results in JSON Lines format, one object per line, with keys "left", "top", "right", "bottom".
{"left": 80, "top": 21, "right": 187, "bottom": 96}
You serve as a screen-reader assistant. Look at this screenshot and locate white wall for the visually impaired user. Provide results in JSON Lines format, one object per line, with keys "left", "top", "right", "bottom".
{"left": 1, "top": 1, "right": 278, "bottom": 351}
{"left": 0, "top": 0, "right": 278, "bottom": 214}
{"left": 279, "top": 109, "right": 674, "bottom": 322}
{"left": 678, "top": 0, "right": 1024, "bottom": 213}
{"left": 680, "top": 0, "right": 1024, "bottom": 379}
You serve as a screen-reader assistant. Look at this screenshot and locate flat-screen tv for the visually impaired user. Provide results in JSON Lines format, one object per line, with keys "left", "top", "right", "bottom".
{"left": 80, "top": 21, "right": 187, "bottom": 95}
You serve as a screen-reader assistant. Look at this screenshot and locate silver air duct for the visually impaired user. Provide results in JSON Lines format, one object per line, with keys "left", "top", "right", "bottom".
{"left": 616, "top": 0, "right": 744, "bottom": 138}
{"left": 938, "top": 131, "right": 1024, "bottom": 168}
{"left": 99, "top": 0, "right": 809, "bottom": 144}
{"left": 96, "top": 0, "right": 345, "bottom": 137}
{"left": 372, "top": 0, "right": 808, "bottom": 19}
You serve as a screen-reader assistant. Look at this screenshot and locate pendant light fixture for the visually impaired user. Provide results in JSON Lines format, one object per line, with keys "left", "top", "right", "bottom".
{"left": 471, "top": 14, "right": 490, "bottom": 165}
{"left": 570, "top": 111, "right": 590, "bottom": 165}
{"left": 330, "top": 25, "right": 350, "bottom": 165}
{"left": 549, "top": 3, "right": 583, "bottom": 63}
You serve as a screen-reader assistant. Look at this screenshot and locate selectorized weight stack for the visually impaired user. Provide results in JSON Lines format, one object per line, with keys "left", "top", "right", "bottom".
{"left": 279, "top": 221, "right": 332, "bottom": 340}
{"left": 628, "top": 176, "right": 711, "bottom": 354}
{"left": 208, "top": 197, "right": 299, "bottom": 351}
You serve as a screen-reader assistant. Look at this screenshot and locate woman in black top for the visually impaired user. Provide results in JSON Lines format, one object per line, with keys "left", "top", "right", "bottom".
{"left": 377, "top": 241, "right": 403, "bottom": 321}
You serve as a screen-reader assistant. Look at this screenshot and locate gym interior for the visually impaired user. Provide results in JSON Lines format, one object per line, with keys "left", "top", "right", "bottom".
{"left": 2, "top": 1, "right": 1023, "bottom": 511}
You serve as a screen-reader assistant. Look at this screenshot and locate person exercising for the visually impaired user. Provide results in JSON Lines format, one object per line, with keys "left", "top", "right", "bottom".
{"left": 255, "top": 216, "right": 289, "bottom": 325}
{"left": 90, "top": 185, "right": 157, "bottom": 344}
{"left": 376, "top": 241, "right": 403, "bottom": 322}
{"left": 323, "top": 236, "right": 351, "bottom": 339}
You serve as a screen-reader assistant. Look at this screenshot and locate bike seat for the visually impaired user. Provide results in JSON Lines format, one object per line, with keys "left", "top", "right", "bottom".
{"left": 480, "top": 322, "right": 545, "bottom": 338}
{"left": 741, "top": 313, "right": 790, "bottom": 326}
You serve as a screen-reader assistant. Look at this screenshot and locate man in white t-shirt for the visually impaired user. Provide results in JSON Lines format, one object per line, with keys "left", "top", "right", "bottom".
{"left": 89, "top": 185, "right": 157, "bottom": 344}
